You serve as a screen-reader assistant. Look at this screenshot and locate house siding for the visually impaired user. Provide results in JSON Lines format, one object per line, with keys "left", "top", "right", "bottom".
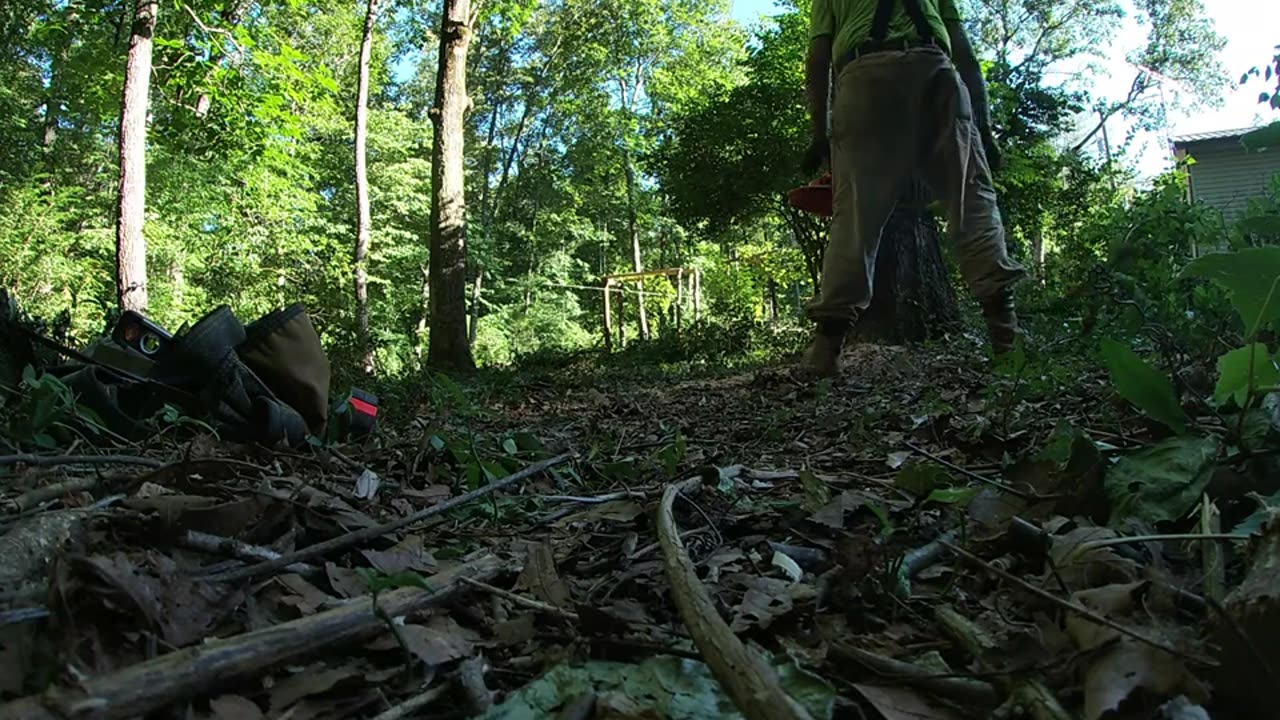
{"left": 1179, "top": 138, "right": 1280, "bottom": 221}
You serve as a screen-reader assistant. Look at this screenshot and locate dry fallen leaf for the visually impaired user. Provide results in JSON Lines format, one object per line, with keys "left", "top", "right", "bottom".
{"left": 360, "top": 535, "right": 436, "bottom": 575}
{"left": 516, "top": 542, "right": 572, "bottom": 609}
{"left": 1066, "top": 582, "right": 1208, "bottom": 720}
{"left": 1049, "top": 526, "right": 1140, "bottom": 590}
{"left": 810, "top": 490, "right": 866, "bottom": 530}
{"left": 854, "top": 683, "right": 961, "bottom": 720}
{"left": 268, "top": 663, "right": 361, "bottom": 713}
{"left": 206, "top": 695, "right": 264, "bottom": 720}
{"left": 324, "top": 563, "right": 367, "bottom": 599}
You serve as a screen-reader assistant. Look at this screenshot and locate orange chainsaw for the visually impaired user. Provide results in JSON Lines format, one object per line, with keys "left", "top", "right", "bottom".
{"left": 787, "top": 174, "right": 833, "bottom": 217}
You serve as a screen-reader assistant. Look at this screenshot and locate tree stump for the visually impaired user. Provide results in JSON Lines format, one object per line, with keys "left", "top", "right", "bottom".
{"left": 853, "top": 182, "right": 959, "bottom": 343}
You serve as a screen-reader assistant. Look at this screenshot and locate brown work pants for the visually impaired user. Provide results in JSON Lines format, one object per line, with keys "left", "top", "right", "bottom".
{"left": 808, "top": 46, "right": 1024, "bottom": 326}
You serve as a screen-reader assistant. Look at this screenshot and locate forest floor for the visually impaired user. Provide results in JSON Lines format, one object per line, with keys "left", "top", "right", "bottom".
{"left": 0, "top": 332, "right": 1269, "bottom": 720}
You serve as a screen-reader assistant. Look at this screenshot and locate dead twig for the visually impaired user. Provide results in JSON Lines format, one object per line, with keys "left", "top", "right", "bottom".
{"left": 457, "top": 655, "right": 493, "bottom": 715}
{"left": 542, "top": 490, "right": 648, "bottom": 504}
{"left": 657, "top": 476, "right": 814, "bottom": 720}
{"left": 903, "top": 442, "right": 1041, "bottom": 500}
{"left": 830, "top": 643, "right": 998, "bottom": 707}
{"left": 177, "top": 530, "right": 321, "bottom": 576}
{"left": 367, "top": 684, "right": 449, "bottom": 720}
{"left": 935, "top": 605, "right": 1073, "bottom": 720}
{"left": 204, "top": 453, "right": 573, "bottom": 583}
{"left": 941, "top": 541, "right": 1218, "bottom": 667}
{"left": 0, "top": 555, "right": 503, "bottom": 720}
{"left": 461, "top": 576, "right": 579, "bottom": 621}
{"left": 0, "top": 454, "right": 164, "bottom": 469}
{"left": 7, "top": 476, "right": 100, "bottom": 513}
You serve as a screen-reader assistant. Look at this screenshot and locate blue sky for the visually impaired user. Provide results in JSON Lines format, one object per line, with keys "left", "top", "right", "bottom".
{"left": 729, "top": 0, "right": 1280, "bottom": 175}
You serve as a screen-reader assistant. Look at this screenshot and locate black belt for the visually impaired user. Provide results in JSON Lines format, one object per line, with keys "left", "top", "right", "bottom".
{"left": 838, "top": 37, "right": 939, "bottom": 70}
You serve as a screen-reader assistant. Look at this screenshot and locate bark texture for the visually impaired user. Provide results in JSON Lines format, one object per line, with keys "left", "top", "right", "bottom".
{"left": 115, "top": 0, "right": 157, "bottom": 313}
{"left": 427, "top": 0, "right": 476, "bottom": 371}
{"left": 354, "top": 0, "right": 379, "bottom": 369}
{"left": 851, "top": 205, "right": 961, "bottom": 343}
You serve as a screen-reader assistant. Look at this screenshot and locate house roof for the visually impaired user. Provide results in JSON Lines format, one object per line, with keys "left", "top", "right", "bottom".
{"left": 1172, "top": 127, "right": 1260, "bottom": 144}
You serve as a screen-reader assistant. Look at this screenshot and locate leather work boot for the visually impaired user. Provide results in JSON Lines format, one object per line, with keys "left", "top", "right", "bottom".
{"left": 802, "top": 321, "right": 847, "bottom": 378}
{"left": 980, "top": 289, "right": 1021, "bottom": 355}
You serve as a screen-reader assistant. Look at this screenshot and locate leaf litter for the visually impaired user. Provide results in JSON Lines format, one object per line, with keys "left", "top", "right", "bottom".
{"left": 0, "top": 341, "right": 1274, "bottom": 718}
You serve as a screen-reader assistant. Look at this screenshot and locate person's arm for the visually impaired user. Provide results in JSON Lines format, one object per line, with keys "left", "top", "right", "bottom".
{"left": 806, "top": 36, "right": 833, "bottom": 141}
{"left": 945, "top": 20, "right": 1001, "bottom": 169}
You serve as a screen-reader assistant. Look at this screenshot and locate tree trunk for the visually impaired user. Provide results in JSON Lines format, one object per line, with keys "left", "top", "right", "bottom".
{"left": 354, "top": 0, "right": 378, "bottom": 371}
{"left": 115, "top": 0, "right": 157, "bottom": 313}
{"left": 851, "top": 187, "right": 960, "bottom": 343}
{"left": 623, "top": 148, "right": 650, "bottom": 340}
{"left": 427, "top": 0, "right": 476, "bottom": 371}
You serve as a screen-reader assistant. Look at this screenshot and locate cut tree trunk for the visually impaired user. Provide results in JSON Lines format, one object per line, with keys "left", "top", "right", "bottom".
{"left": 851, "top": 183, "right": 960, "bottom": 343}
{"left": 427, "top": 0, "right": 476, "bottom": 371}
{"left": 353, "top": 0, "right": 378, "bottom": 371}
{"left": 115, "top": 0, "right": 157, "bottom": 313}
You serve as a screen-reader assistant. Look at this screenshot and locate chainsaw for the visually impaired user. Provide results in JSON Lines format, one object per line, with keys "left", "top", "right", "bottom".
{"left": 787, "top": 174, "right": 833, "bottom": 217}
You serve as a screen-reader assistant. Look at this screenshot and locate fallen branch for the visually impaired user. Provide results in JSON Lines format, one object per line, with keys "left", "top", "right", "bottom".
{"left": 656, "top": 476, "right": 814, "bottom": 720}
{"left": 8, "top": 476, "right": 101, "bottom": 513}
{"left": 461, "top": 576, "right": 579, "bottom": 621}
{"left": 935, "top": 604, "right": 1072, "bottom": 720}
{"left": 178, "top": 530, "right": 320, "bottom": 576}
{"left": 0, "top": 454, "right": 164, "bottom": 469}
{"left": 204, "top": 453, "right": 573, "bottom": 583}
{"left": 829, "top": 642, "right": 998, "bottom": 707}
{"left": 0, "top": 554, "right": 503, "bottom": 720}
{"left": 942, "top": 540, "right": 1217, "bottom": 666}
{"left": 367, "top": 684, "right": 449, "bottom": 720}
{"left": 904, "top": 442, "right": 1039, "bottom": 500}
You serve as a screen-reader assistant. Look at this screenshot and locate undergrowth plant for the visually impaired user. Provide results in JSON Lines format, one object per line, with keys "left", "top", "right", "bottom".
{"left": 1101, "top": 245, "right": 1280, "bottom": 532}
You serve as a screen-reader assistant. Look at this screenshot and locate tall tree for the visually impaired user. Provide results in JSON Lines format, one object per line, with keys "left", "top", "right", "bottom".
{"left": 428, "top": 0, "right": 477, "bottom": 370}
{"left": 116, "top": 0, "right": 158, "bottom": 312}
{"left": 354, "top": 0, "right": 379, "bottom": 369}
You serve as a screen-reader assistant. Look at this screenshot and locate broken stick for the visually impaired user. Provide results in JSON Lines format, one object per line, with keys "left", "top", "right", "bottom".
{"left": 656, "top": 476, "right": 815, "bottom": 720}
{"left": 204, "top": 452, "right": 573, "bottom": 583}
{"left": 0, "top": 554, "right": 503, "bottom": 720}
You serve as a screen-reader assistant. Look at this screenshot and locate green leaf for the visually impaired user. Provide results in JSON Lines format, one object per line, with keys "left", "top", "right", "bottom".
{"left": 502, "top": 437, "right": 518, "bottom": 455}
{"left": 1105, "top": 436, "right": 1221, "bottom": 526}
{"left": 894, "top": 460, "right": 949, "bottom": 499}
{"left": 360, "top": 569, "right": 432, "bottom": 594}
{"left": 1232, "top": 490, "right": 1280, "bottom": 536}
{"left": 1214, "top": 344, "right": 1280, "bottom": 407}
{"left": 926, "top": 487, "right": 979, "bottom": 505}
{"left": 513, "top": 432, "right": 544, "bottom": 454}
{"left": 799, "top": 470, "right": 830, "bottom": 512}
{"left": 1100, "top": 340, "right": 1188, "bottom": 434}
{"left": 1183, "top": 246, "right": 1280, "bottom": 334}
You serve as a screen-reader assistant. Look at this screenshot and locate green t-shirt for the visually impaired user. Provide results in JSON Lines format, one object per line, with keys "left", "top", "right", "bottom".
{"left": 810, "top": 0, "right": 960, "bottom": 61}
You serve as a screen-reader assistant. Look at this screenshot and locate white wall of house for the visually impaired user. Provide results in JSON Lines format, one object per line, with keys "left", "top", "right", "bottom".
{"left": 1177, "top": 136, "right": 1280, "bottom": 222}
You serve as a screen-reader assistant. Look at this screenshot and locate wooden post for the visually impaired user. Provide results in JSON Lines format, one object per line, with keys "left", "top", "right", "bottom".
{"left": 618, "top": 287, "right": 626, "bottom": 348}
{"left": 693, "top": 269, "right": 702, "bottom": 324}
{"left": 603, "top": 279, "right": 613, "bottom": 352}
{"left": 675, "top": 269, "right": 684, "bottom": 333}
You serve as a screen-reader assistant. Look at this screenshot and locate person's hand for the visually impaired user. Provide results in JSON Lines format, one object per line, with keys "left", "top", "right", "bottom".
{"left": 802, "top": 135, "right": 830, "bottom": 176}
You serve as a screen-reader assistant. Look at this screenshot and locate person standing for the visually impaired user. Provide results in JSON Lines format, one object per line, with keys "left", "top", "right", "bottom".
{"left": 801, "top": 0, "right": 1025, "bottom": 376}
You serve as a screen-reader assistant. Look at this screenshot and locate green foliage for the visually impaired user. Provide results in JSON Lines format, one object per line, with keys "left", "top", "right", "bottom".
{"left": 1215, "top": 344, "right": 1280, "bottom": 407}
{"left": 478, "top": 654, "right": 835, "bottom": 720}
{"left": 1100, "top": 339, "right": 1188, "bottom": 434}
{"left": 1183, "top": 246, "right": 1280, "bottom": 335}
{"left": 6, "top": 366, "right": 104, "bottom": 449}
{"left": 1105, "top": 435, "right": 1220, "bottom": 526}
